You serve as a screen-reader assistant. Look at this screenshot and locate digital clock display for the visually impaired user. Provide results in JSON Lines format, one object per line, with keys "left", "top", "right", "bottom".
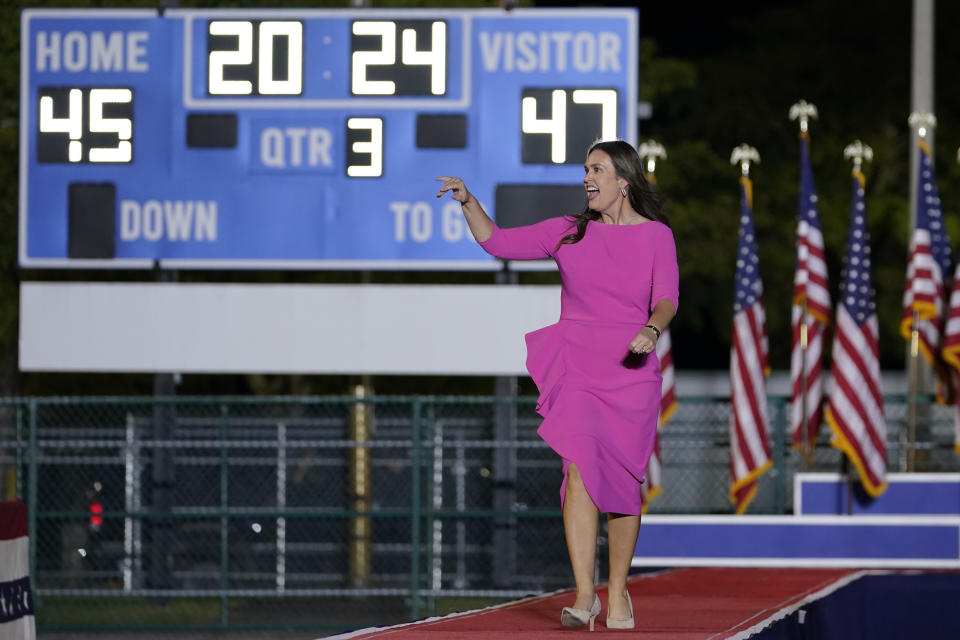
{"left": 20, "top": 8, "right": 637, "bottom": 268}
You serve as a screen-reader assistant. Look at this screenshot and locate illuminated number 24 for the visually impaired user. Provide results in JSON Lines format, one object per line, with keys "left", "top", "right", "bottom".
{"left": 352, "top": 21, "right": 446, "bottom": 96}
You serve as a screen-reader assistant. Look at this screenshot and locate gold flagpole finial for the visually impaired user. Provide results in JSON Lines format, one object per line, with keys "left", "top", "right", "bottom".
{"left": 730, "top": 144, "right": 760, "bottom": 177}
{"left": 638, "top": 140, "right": 667, "bottom": 176}
{"left": 908, "top": 111, "right": 937, "bottom": 139}
{"left": 843, "top": 140, "right": 874, "bottom": 174}
{"left": 789, "top": 100, "right": 818, "bottom": 133}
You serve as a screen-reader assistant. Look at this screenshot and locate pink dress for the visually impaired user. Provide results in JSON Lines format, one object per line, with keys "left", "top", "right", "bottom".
{"left": 480, "top": 216, "right": 679, "bottom": 515}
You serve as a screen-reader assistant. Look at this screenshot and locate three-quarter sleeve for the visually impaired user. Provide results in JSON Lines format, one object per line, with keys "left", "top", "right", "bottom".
{"left": 650, "top": 225, "right": 679, "bottom": 312}
{"left": 478, "top": 217, "right": 573, "bottom": 260}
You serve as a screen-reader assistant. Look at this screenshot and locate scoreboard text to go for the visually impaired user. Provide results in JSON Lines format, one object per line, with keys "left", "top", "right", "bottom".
{"left": 22, "top": 9, "right": 637, "bottom": 267}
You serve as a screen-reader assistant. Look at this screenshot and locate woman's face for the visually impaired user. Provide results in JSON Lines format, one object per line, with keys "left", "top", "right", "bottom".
{"left": 583, "top": 149, "right": 626, "bottom": 212}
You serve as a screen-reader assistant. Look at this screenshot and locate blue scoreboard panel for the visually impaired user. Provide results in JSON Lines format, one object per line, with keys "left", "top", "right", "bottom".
{"left": 20, "top": 8, "right": 637, "bottom": 269}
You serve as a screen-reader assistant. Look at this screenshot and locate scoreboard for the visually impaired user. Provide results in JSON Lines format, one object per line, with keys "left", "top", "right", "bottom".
{"left": 20, "top": 8, "right": 637, "bottom": 269}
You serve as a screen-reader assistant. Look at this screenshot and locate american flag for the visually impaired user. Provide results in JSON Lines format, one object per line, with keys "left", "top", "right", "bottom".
{"left": 658, "top": 328, "right": 678, "bottom": 427}
{"left": 789, "top": 132, "right": 830, "bottom": 456}
{"left": 945, "top": 267, "right": 960, "bottom": 454}
{"left": 641, "top": 328, "right": 676, "bottom": 512}
{"left": 729, "top": 176, "right": 772, "bottom": 515}
{"left": 943, "top": 262, "right": 960, "bottom": 370}
{"left": 901, "top": 141, "right": 951, "bottom": 398}
{"left": 824, "top": 170, "right": 887, "bottom": 497}
{"left": 641, "top": 167, "right": 676, "bottom": 512}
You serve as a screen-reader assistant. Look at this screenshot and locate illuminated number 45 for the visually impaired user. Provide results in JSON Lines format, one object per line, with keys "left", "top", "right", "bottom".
{"left": 39, "top": 88, "right": 133, "bottom": 162}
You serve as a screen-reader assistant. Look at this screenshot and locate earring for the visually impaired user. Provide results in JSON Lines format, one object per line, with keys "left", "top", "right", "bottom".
{"left": 620, "top": 187, "right": 628, "bottom": 197}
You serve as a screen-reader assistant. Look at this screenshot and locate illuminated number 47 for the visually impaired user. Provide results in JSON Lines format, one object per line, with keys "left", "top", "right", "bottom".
{"left": 521, "top": 89, "right": 617, "bottom": 164}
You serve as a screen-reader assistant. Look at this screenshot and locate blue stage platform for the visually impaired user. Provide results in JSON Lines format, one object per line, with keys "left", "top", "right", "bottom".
{"left": 633, "top": 473, "right": 960, "bottom": 569}
{"left": 795, "top": 472, "right": 960, "bottom": 515}
{"left": 633, "top": 515, "right": 960, "bottom": 568}
{"left": 755, "top": 572, "right": 960, "bottom": 639}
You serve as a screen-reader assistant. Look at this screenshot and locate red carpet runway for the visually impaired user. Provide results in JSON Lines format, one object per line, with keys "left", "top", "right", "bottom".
{"left": 330, "top": 568, "right": 862, "bottom": 639}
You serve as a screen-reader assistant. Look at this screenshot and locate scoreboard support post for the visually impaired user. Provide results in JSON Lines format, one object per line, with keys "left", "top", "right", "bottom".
{"left": 492, "top": 267, "right": 520, "bottom": 588}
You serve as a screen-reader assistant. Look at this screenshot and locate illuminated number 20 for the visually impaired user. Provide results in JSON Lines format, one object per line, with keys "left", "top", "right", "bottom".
{"left": 208, "top": 21, "right": 303, "bottom": 95}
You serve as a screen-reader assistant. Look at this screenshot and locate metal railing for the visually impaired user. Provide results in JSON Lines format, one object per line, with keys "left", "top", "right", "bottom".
{"left": 0, "top": 394, "right": 955, "bottom": 632}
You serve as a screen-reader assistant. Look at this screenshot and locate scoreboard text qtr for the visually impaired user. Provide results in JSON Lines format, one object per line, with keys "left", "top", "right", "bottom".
{"left": 22, "top": 9, "right": 637, "bottom": 267}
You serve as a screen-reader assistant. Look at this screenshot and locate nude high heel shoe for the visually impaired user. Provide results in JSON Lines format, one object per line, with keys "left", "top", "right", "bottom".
{"left": 561, "top": 593, "right": 601, "bottom": 631}
{"left": 606, "top": 591, "right": 635, "bottom": 629}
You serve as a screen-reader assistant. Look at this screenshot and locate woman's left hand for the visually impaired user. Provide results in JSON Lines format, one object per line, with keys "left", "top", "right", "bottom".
{"left": 629, "top": 327, "right": 658, "bottom": 355}
{"left": 435, "top": 176, "right": 472, "bottom": 204}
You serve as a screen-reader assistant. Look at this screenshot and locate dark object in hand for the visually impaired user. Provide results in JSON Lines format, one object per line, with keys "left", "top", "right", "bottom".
{"left": 621, "top": 351, "right": 647, "bottom": 369}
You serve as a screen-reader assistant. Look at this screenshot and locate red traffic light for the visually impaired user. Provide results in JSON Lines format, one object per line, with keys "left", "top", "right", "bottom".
{"left": 89, "top": 501, "right": 104, "bottom": 530}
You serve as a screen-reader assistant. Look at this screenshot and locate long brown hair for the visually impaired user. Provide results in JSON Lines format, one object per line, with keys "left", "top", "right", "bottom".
{"left": 558, "top": 140, "right": 668, "bottom": 247}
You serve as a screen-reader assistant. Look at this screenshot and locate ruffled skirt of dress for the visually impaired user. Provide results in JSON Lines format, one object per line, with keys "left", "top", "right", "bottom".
{"left": 525, "top": 320, "right": 661, "bottom": 516}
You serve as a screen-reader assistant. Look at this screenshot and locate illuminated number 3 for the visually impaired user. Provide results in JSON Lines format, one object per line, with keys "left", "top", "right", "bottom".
{"left": 346, "top": 117, "right": 383, "bottom": 177}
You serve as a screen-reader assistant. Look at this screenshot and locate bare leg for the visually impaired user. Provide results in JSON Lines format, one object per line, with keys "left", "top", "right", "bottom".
{"left": 562, "top": 463, "right": 599, "bottom": 610}
{"left": 606, "top": 512, "right": 640, "bottom": 620}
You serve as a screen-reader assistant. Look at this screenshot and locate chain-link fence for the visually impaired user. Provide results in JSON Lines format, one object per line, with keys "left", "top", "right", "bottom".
{"left": 0, "top": 394, "right": 956, "bottom": 633}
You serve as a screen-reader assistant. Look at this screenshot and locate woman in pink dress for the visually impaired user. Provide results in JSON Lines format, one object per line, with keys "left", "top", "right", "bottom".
{"left": 436, "top": 140, "right": 678, "bottom": 631}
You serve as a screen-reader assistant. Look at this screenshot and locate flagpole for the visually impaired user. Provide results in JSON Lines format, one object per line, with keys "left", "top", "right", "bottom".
{"left": 843, "top": 140, "right": 875, "bottom": 499}
{"left": 728, "top": 143, "right": 768, "bottom": 515}
{"left": 907, "top": 111, "right": 936, "bottom": 472}
{"left": 731, "top": 144, "right": 760, "bottom": 180}
{"left": 908, "top": 310, "right": 920, "bottom": 472}
{"left": 638, "top": 139, "right": 668, "bottom": 512}
{"left": 790, "top": 101, "right": 818, "bottom": 464}
{"left": 639, "top": 140, "right": 666, "bottom": 183}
